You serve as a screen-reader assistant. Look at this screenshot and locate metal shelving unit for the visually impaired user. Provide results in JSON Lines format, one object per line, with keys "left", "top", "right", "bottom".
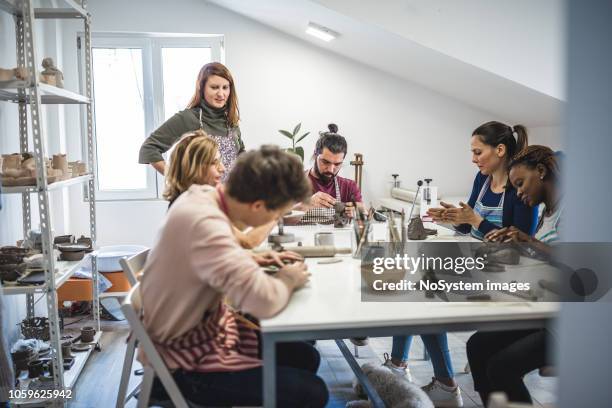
{"left": 0, "top": 0, "right": 99, "bottom": 406}
{"left": 1, "top": 174, "right": 93, "bottom": 194}
{"left": 0, "top": 80, "right": 91, "bottom": 104}
{"left": 2, "top": 256, "right": 93, "bottom": 295}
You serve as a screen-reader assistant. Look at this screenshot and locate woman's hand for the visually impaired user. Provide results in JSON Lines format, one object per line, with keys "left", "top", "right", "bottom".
{"left": 276, "top": 261, "right": 310, "bottom": 290}
{"left": 442, "top": 202, "right": 482, "bottom": 227}
{"left": 427, "top": 201, "right": 456, "bottom": 222}
{"left": 485, "top": 226, "right": 532, "bottom": 243}
{"left": 252, "top": 250, "right": 303, "bottom": 267}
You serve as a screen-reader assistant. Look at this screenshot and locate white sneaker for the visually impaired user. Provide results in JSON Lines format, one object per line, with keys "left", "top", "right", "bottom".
{"left": 382, "top": 352, "right": 413, "bottom": 382}
{"left": 422, "top": 377, "right": 463, "bottom": 408}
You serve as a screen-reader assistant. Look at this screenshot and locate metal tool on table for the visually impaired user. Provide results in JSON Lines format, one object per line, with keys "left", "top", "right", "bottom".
{"left": 420, "top": 178, "right": 437, "bottom": 220}
{"left": 408, "top": 180, "right": 423, "bottom": 221}
{"left": 268, "top": 217, "right": 295, "bottom": 245}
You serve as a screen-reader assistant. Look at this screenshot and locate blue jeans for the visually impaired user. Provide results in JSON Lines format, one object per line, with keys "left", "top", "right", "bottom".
{"left": 391, "top": 333, "right": 455, "bottom": 380}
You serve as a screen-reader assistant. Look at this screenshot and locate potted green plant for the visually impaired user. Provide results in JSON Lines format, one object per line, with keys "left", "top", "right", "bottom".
{"left": 279, "top": 123, "right": 310, "bottom": 162}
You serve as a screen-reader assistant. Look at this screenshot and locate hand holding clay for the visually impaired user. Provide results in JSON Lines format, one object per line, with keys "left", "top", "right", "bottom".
{"left": 254, "top": 250, "right": 303, "bottom": 267}
{"left": 485, "top": 226, "right": 532, "bottom": 243}
{"left": 343, "top": 203, "right": 355, "bottom": 219}
{"left": 441, "top": 202, "right": 482, "bottom": 226}
{"left": 277, "top": 261, "right": 310, "bottom": 290}
{"left": 427, "top": 201, "right": 456, "bottom": 222}
{"left": 311, "top": 191, "right": 336, "bottom": 208}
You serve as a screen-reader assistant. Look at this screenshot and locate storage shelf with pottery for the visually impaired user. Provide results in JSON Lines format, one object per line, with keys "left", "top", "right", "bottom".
{"left": 0, "top": 80, "right": 90, "bottom": 104}
{"left": 2, "top": 255, "right": 93, "bottom": 295}
{"left": 1, "top": 0, "right": 99, "bottom": 403}
{"left": 10, "top": 331, "right": 103, "bottom": 407}
{"left": 2, "top": 174, "right": 92, "bottom": 194}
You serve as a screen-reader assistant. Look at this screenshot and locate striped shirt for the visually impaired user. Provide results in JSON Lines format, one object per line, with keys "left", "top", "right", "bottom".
{"left": 535, "top": 205, "right": 562, "bottom": 244}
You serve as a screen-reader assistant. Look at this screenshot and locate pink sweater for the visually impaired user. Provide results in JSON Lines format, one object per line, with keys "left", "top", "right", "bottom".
{"left": 140, "top": 185, "right": 291, "bottom": 369}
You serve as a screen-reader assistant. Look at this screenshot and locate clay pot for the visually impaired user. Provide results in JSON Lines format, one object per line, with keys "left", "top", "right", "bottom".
{"left": 69, "top": 161, "right": 87, "bottom": 176}
{"left": 61, "top": 342, "right": 72, "bottom": 358}
{"left": 0, "top": 263, "right": 26, "bottom": 282}
{"left": 81, "top": 326, "right": 96, "bottom": 343}
{"left": 1, "top": 154, "right": 21, "bottom": 172}
{"left": 54, "top": 235, "right": 74, "bottom": 246}
{"left": 58, "top": 244, "right": 89, "bottom": 261}
{"left": 59, "top": 250, "right": 85, "bottom": 261}
{"left": 0, "top": 68, "right": 13, "bottom": 81}
{"left": 0, "top": 253, "right": 25, "bottom": 265}
{"left": 52, "top": 154, "right": 68, "bottom": 178}
{"left": 28, "top": 360, "right": 44, "bottom": 378}
{"left": 12, "top": 349, "right": 35, "bottom": 372}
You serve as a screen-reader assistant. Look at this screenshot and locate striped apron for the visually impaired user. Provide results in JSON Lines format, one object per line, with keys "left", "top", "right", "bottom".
{"left": 300, "top": 176, "right": 341, "bottom": 225}
{"left": 471, "top": 176, "right": 505, "bottom": 240}
{"left": 155, "top": 300, "right": 261, "bottom": 373}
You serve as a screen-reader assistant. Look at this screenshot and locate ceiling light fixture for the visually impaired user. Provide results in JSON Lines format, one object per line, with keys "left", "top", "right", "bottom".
{"left": 305, "top": 22, "right": 338, "bottom": 42}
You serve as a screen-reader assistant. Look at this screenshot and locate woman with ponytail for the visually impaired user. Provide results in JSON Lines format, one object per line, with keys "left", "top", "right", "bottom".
{"left": 383, "top": 122, "right": 537, "bottom": 408}
{"left": 428, "top": 121, "right": 536, "bottom": 239}
{"left": 467, "top": 145, "right": 563, "bottom": 406}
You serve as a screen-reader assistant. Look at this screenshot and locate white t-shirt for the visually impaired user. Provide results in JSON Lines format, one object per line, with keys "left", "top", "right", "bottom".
{"left": 535, "top": 205, "right": 562, "bottom": 243}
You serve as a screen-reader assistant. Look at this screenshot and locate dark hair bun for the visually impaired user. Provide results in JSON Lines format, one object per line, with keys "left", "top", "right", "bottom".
{"left": 327, "top": 123, "right": 338, "bottom": 133}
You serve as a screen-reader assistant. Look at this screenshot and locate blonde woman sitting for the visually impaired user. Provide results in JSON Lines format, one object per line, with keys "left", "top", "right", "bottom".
{"left": 164, "top": 129, "right": 298, "bottom": 264}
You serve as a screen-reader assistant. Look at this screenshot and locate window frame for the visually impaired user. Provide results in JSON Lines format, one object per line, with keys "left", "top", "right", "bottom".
{"left": 78, "top": 32, "right": 224, "bottom": 201}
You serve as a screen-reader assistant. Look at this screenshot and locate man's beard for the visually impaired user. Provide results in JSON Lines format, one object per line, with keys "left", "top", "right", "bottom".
{"left": 314, "top": 163, "right": 336, "bottom": 184}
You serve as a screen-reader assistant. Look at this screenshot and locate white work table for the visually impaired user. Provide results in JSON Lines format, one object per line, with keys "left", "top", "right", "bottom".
{"left": 259, "top": 222, "right": 558, "bottom": 408}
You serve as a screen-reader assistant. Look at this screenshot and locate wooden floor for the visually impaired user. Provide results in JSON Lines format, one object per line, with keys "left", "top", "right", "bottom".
{"left": 67, "top": 320, "right": 557, "bottom": 407}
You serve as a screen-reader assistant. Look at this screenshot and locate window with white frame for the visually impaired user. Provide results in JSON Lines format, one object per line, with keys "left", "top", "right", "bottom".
{"left": 81, "top": 34, "right": 223, "bottom": 200}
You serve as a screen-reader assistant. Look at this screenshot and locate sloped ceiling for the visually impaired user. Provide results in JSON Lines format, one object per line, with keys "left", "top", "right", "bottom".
{"left": 207, "top": 0, "right": 564, "bottom": 126}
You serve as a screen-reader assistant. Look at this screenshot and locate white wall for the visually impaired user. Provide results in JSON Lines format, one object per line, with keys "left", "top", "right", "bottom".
{"left": 315, "top": 0, "right": 567, "bottom": 101}
{"left": 56, "top": 0, "right": 563, "bottom": 248}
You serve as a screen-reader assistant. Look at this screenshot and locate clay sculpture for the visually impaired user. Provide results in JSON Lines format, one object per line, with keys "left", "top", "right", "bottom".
{"left": 39, "top": 58, "right": 64, "bottom": 88}
{"left": 333, "top": 202, "right": 350, "bottom": 228}
{"left": 1, "top": 152, "right": 73, "bottom": 186}
{"left": 407, "top": 216, "right": 427, "bottom": 240}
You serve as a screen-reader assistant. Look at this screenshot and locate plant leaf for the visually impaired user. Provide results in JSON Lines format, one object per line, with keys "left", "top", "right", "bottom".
{"left": 295, "top": 146, "right": 304, "bottom": 162}
{"left": 293, "top": 123, "right": 301, "bottom": 136}
{"left": 279, "top": 129, "right": 294, "bottom": 139}
{"left": 295, "top": 131, "right": 310, "bottom": 144}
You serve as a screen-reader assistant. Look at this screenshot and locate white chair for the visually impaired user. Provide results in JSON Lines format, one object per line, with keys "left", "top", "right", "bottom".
{"left": 119, "top": 248, "right": 150, "bottom": 287}
{"left": 116, "top": 249, "right": 149, "bottom": 407}
{"left": 115, "top": 283, "right": 194, "bottom": 408}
